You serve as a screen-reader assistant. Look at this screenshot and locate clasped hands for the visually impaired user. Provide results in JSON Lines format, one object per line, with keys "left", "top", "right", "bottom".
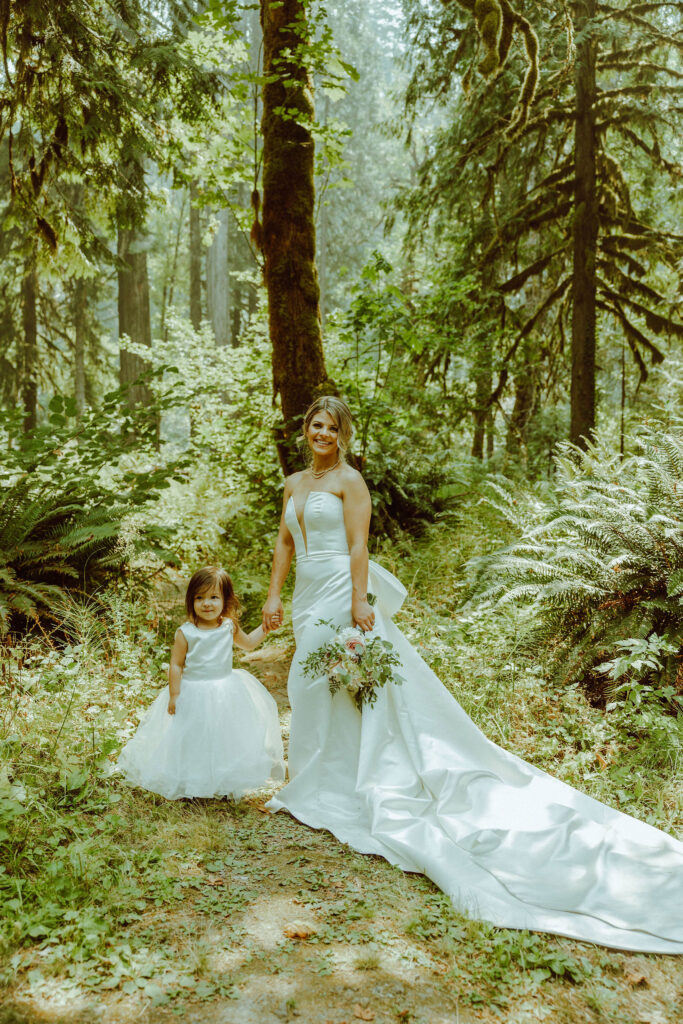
{"left": 262, "top": 596, "right": 283, "bottom": 634}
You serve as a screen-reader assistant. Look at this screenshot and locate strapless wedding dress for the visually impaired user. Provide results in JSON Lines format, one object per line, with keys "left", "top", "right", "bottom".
{"left": 267, "top": 490, "right": 683, "bottom": 952}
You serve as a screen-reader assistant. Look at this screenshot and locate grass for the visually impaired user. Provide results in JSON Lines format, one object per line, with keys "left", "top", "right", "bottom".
{"left": 1, "top": 503, "right": 682, "bottom": 1022}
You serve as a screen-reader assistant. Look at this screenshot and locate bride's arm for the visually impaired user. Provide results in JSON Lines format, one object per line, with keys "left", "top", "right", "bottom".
{"left": 342, "top": 471, "right": 375, "bottom": 633}
{"left": 262, "top": 483, "right": 296, "bottom": 631}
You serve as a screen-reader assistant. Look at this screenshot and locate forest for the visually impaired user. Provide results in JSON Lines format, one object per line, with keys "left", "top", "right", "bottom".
{"left": 1, "top": 1, "right": 683, "bottom": 1021}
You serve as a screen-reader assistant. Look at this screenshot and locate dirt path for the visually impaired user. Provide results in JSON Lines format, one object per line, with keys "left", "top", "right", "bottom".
{"left": 3, "top": 645, "right": 682, "bottom": 1024}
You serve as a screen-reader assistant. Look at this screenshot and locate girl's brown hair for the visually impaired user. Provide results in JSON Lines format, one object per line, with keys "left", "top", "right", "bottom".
{"left": 185, "top": 566, "right": 241, "bottom": 626}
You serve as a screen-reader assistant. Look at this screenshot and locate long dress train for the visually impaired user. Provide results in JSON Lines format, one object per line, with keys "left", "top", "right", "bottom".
{"left": 267, "top": 490, "right": 683, "bottom": 953}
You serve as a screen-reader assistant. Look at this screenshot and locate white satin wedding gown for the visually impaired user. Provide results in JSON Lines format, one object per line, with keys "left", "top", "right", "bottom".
{"left": 267, "top": 490, "right": 683, "bottom": 952}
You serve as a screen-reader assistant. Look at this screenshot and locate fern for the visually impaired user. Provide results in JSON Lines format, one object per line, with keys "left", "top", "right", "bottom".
{"left": 471, "top": 431, "right": 683, "bottom": 697}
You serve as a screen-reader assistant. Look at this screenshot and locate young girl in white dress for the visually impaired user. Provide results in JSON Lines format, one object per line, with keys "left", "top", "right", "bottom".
{"left": 117, "top": 566, "right": 285, "bottom": 799}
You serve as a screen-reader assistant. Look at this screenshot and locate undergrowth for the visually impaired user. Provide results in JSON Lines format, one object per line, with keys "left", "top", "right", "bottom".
{"left": 0, "top": 490, "right": 681, "bottom": 1022}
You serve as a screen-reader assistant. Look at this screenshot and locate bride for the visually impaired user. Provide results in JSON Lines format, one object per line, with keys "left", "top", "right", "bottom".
{"left": 262, "top": 396, "right": 683, "bottom": 953}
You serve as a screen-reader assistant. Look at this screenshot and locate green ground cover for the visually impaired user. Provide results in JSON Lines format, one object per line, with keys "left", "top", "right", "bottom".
{"left": 1, "top": 503, "right": 682, "bottom": 1023}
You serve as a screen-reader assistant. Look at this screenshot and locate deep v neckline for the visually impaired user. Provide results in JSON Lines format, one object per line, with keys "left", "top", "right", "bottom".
{"left": 288, "top": 490, "right": 341, "bottom": 556}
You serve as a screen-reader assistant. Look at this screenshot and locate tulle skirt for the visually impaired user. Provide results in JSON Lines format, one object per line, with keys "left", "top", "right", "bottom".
{"left": 117, "top": 670, "right": 285, "bottom": 800}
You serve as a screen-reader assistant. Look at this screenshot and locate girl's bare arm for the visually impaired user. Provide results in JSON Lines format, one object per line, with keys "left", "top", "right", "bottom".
{"left": 234, "top": 623, "right": 266, "bottom": 652}
{"left": 168, "top": 628, "right": 188, "bottom": 714}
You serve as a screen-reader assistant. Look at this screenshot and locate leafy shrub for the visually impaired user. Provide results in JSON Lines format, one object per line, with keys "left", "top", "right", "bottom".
{"left": 0, "top": 379, "right": 187, "bottom": 634}
{"left": 327, "top": 253, "right": 474, "bottom": 535}
{"left": 472, "top": 432, "right": 683, "bottom": 701}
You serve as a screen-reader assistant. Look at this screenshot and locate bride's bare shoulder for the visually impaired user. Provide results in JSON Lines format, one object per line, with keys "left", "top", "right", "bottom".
{"left": 339, "top": 463, "right": 370, "bottom": 495}
{"left": 283, "top": 470, "right": 305, "bottom": 499}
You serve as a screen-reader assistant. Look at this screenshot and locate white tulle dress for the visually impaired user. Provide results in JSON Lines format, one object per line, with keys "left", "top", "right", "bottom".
{"left": 118, "top": 619, "right": 284, "bottom": 799}
{"left": 267, "top": 489, "right": 683, "bottom": 953}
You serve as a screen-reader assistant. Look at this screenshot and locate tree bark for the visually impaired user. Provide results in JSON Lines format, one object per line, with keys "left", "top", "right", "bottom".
{"left": 318, "top": 92, "right": 330, "bottom": 325}
{"left": 118, "top": 220, "right": 153, "bottom": 408}
{"left": 21, "top": 260, "right": 38, "bottom": 432}
{"left": 570, "top": 0, "right": 598, "bottom": 447}
{"left": 260, "top": 0, "right": 331, "bottom": 473}
{"left": 471, "top": 332, "right": 492, "bottom": 459}
{"left": 318, "top": 193, "right": 328, "bottom": 326}
{"left": 230, "top": 273, "right": 242, "bottom": 346}
{"left": 506, "top": 370, "right": 536, "bottom": 459}
{"left": 73, "top": 277, "right": 87, "bottom": 419}
{"left": 189, "top": 181, "right": 202, "bottom": 330}
{"left": 207, "top": 206, "right": 230, "bottom": 346}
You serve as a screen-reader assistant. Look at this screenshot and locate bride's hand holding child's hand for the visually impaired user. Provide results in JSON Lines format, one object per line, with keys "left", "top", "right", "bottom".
{"left": 262, "top": 595, "right": 284, "bottom": 633}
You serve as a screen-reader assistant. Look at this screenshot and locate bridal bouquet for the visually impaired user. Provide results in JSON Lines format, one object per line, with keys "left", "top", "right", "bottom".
{"left": 301, "top": 625, "right": 404, "bottom": 710}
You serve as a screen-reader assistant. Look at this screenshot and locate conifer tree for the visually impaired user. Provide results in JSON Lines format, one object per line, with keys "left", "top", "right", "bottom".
{"left": 402, "top": 0, "right": 683, "bottom": 448}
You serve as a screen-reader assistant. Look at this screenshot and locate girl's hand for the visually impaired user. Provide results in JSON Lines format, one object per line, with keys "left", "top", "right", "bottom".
{"left": 262, "top": 595, "right": 284, "bottom": 633}
{"left": 352, "top": 597, "right": 375, "bottom": 633}
{"left": 167, "top": 698, "right": 176, "bottom": 715}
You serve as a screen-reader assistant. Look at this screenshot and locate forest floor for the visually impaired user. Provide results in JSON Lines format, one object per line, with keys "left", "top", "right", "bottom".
{"left": 2, "top": 524, "right": 683, "bottom": 1024}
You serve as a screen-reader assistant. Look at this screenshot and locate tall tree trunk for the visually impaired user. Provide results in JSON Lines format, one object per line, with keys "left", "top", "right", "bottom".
{"left": 486, "top": 410, "right": 495, "bottom": 459}
{"left": 260, "top": 0, "right": 331, "bottom": 473}
{"left": 73, "top": 277, "right": 87, "bottom": 419}
{"left": 471, "top": 332, "right": 492, "bottom": 459}
{"left": 189, "top": 181, "right": 202, "bottom": 330}
{"left": 230, "top": 275, "right": 242, "bottom": 346}
{"left": 318, "top": 193, "right": 328, "bottom": 326}
{"left": 318, "top": 93, "right": 330, "bottom": 325}
{"left": 570, "top": 0, "right": 598, "bottom": 447}
{"left": 206, "top": 206, "right": 230, "bottom": 346}
{"left": 118, "top": 221, "right": 153, "bottom": 408}
{"left": 21, "top": 260, "right": 37, "bottom": 432}
{"left": 506, "top": 368, "right": 536, "bottom": 459}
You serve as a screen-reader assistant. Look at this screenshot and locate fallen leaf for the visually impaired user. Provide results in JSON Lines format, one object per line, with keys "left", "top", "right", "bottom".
{"left": 283, "top": 920, "right": 317, "bottom": 939}
{"left": 353, "top": 1007, "right": 375, "bottom": 1021}
{"left": 595, "top": 750, "right": 608, "bottom": 768}
{"left": 625, "top": 969, "right": 650, "bottom": 987}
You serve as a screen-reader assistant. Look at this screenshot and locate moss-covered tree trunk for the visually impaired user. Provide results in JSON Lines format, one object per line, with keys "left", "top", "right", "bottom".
{"left": 260, "top": 0, "right": 330, "bottom": 473}
{"left": 207, "top": 207, "right": 229, "bottom": 347}
{"left": 570, "top": 0, "right": 598, "bottom": 446}
{"left": 21, "top": 260, "right": 38, "bottom": 432}
{"left": 72, "top": 277, "right": 87, "bottom": 419}
{"left": 189, "top": 182, "right": 202, "bottom": 331}
{"left": 118, "top": 226, "right": 153, "bottom": 407}
{"left": 471, "top": 319, "right": 493, "bottom": 459}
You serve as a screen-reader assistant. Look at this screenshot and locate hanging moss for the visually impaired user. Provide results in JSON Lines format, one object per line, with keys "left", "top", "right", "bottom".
{"left": 449, "top": 0, "right": 539, "bottom": 132}
{"left": 474, "top": 0, "right": 503, "bottom": 76}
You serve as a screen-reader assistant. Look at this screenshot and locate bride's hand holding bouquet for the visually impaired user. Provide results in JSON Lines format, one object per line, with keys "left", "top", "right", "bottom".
{"left": 301, "top": 620, "right": 404, "bottom": 711}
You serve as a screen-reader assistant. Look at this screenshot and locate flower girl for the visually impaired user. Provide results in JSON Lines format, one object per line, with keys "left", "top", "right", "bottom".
{"left": 117, "top": 566, "right": 285, "bottom": 799}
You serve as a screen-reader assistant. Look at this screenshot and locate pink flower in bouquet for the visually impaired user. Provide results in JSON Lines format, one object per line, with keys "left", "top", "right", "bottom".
{"left": 339, "top": 627, "right": 366, "bottom": 660}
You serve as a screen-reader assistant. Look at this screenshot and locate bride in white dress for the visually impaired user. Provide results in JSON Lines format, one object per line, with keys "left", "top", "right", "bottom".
{"left": 262, "top": 396, "right": 683, "bottom": 953}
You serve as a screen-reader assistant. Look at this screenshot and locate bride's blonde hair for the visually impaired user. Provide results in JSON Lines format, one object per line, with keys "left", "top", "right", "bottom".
{"left": 302, "top": 396, "right": 353, "bottom": 459}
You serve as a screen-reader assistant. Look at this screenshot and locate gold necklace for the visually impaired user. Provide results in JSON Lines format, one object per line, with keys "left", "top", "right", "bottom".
{"left": 310, "top": 457, "right": 340, "bottom": 479}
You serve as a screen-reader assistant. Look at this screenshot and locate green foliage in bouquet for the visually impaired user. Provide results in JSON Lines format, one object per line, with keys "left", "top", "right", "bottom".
{"left": 301, "top": 622, "right": 404, "bottom": 710}
{"left": 471, "top": 432, "right": 683, "bottom": 702}
{"left": 0, "top": 374, "right": 189, "bottom": 634}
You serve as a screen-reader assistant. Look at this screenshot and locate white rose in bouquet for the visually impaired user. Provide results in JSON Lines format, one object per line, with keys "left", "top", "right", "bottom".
{"left": 301, "top": 621, "right": 404, "bottom": 711}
